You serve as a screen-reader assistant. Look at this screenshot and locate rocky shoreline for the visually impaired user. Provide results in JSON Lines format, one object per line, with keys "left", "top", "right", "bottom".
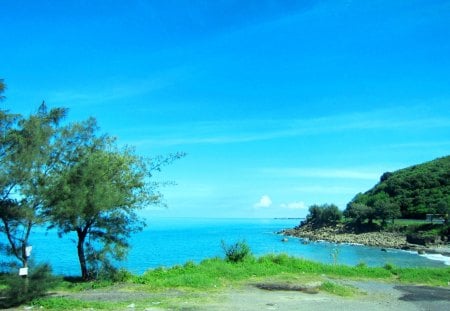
{"left": 281, "top": 223, "right": 450, "bottom": 257}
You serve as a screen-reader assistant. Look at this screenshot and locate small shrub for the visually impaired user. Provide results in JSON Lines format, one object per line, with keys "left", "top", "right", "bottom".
{"left": 0, "top": 263, "right": 57, "bottom": 308}
{"left": 383, "top": 263, "right": 395, "bottom": 271}
{"left": 269, "top": 253, "right": 291, "bottom": 265}
{"left": 183, "top": 261, "right": 196, "bottom": 269}
{"left": 356, "top": 261, "right": 367, "bottom": 268}
{"left": 108, "top": 268, "right": 133, "bottom": 282}
{"left": 330, "top": 247, "right": 340, "bottom": 265}
{"left": 221, "top": 240, "right": 252, "bottom": 263}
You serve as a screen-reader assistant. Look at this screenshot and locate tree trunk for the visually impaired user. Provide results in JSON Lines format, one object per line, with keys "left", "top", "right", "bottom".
{"left": 77, "top": 228, "right": 88, "bottom": 280}
{"left": 21, "top": 243, "right": 29, "bottom": 293}
{"left": 21, "top": 244, "right": 28, "bottom": 268}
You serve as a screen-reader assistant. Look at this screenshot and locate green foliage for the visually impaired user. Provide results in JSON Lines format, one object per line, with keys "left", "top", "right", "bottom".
{"left": 43, "top": 118, "right": 185, "bottom": 280}
{"left": 0, "top": 263, "right": 58, "bottom": 308}
{"left": 32, "top": 297, "right": 111, "bottom": 310}
{"left": 330, "top": 247, "right": 340, "bottom": 265}
{"left": 393, "top": 266, "right": 450, "bottom": 284}
{"left": 405, "top": 223, "right": 448, "bottom": 245}
{"left": 136, "top": 255, "right": 449, "bottom": 289}
{"left": 383, "top": 263, "right": 395, "bottom": 271}
{"left": 107, "top": 268, "right": 134, "bottom": 283}
{"left": 345, "top": 191, "right": 401, "bottom": 229}
{"left": 344, "top": 201, "right": 375, "bottom": 226}
{"left": 347, "top": 156, "right": 450, "bottom": 219}
{"left": 306, "top": 204, "right": 343, "bottom": 228}
{"left": 356, "top": 261, "right": 367, "bottom": 268}
{"left": 23, "top": 257, "right": 450, "bottom": 310}
{"left": 1, "top": 85, "right": 184, "bottom": 281}
{"left": 319, "top": 281, "right": 359, "bottom": 297}
{"left": 0, "top": 79, "right": 5, "bottom": 101}
{"left": 221, "top": 240, "right": 252, "bottom": 263}
{"left": 0, "top": 102, "right": 67, "bottom": 267}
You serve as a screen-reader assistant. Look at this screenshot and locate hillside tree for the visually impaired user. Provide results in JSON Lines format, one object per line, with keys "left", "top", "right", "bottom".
{"left": 372, "top": 193, "right": 401, "bottom": 226}
{"left": 306, "top": 204, "right": 342, "bottom": 228}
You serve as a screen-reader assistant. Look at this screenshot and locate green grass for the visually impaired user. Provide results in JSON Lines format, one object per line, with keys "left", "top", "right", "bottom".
{"left": 55, "top": 278, "right": 115, "bottom": 292}
{"left": 319, "top": 281, "right": 360, "bottom": 297}
{"left": 133, "top": 253, "right": 450, "bottom": 289}
{"left": 32, "top": 297, "right": 112, "bottom": 310}
{"left": 25, "top": 254, "right": 450, "bottom": 309}
{"left": 393, "top": 219, "right": 429, "bottom": 226}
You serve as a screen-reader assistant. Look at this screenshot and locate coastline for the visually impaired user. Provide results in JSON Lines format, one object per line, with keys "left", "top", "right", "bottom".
{"left": 281, "top": 223, "right": 450, "bottom": 258}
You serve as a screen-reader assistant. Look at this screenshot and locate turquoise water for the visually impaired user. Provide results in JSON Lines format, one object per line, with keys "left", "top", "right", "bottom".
{"left": 23, "top": 218, "right": 450, "bottom": 276}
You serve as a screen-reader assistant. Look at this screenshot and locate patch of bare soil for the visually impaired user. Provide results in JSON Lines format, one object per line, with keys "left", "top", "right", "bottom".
{"left": 37, "top": 280, "right": 450, "bottom": 310}
{"left": 253, "top": 282, "right": 319, "bottom": 294}
{"left": 200, "top": 281, "right": 450, "bottom": 311}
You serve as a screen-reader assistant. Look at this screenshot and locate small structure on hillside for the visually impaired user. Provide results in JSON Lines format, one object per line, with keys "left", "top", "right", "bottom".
{"left": 426, "top": 214, "right": 445, "bottom": 224}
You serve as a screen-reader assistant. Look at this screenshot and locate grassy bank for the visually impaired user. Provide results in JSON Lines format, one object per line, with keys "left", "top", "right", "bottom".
{"left": 17, "top": 254, "right": 450, "bottom": 310}
{"left": 133, "top": 254, "right": 450, "bottom": 288}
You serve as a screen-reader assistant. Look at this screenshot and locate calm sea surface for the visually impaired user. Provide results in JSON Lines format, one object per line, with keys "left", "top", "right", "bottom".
{"left": 24, "top": 218, "right": 450, "bottom": 276}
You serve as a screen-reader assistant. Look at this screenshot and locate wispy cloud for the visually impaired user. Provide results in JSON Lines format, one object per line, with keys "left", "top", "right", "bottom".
{"left": 260, "top": 168, "right": 380, "bottom": 180}
{"left": 48, "top": 79, "right": 168, "bottom": 106}
{"left": 293, "top": 185, "right": 361, "bottom": 194}
{"left": 280, "top": 201, "right": 306, "bottom": 209}
{"left": 125, "top": 106, "right": 450, "bottom": 147}
{"left": 47, "top": 67, "right": 191, "bottom": 107}
{"left": 387, "top": 141, "right": 450, "bottom": 149}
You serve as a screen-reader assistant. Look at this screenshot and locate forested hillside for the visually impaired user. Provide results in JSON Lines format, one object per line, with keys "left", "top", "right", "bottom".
{"left": 348, "top": 156, "right": 450, "bottom": 219}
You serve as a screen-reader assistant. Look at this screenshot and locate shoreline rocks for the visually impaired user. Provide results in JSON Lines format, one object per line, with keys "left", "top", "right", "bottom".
{"left": 281, "top": 223, "right": 450, "bottom": 256}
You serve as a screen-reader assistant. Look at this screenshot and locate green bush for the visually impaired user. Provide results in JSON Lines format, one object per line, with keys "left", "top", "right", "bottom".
{"left": 383, "top": 263, "right": 395, "bottom": 271}
{"left": 221, "top": 240, "right": 252, "bottom": 263}
{"left": 356, "top": 261, "right": 367, "bottom": 268}
{"left": 0, "top": 263, "right": 57, "bottom": 308}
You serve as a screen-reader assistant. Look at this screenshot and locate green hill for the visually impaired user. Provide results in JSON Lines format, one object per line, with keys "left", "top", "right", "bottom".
{"left": 348, "top": 156, "right": 450, "bottom": 219}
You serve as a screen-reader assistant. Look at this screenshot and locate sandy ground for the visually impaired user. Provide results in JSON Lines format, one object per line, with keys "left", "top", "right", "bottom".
{"left": 55, "top": 280, "right": 450, "bottom": 311}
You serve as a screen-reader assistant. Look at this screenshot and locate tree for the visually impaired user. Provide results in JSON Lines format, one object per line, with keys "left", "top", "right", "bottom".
{"left": 0, "top": 79, "right": 5, "bottom": 101}
{"left": 44, "top": 118, "right": 184, "bottom": 280}
{"left": 370, "top": 191, "right": 401, "bottom": 227}
{"left": 434, "top": 200, "right": 450, "bottom": 224}
{"left": 306, "top": 204, "right": 342, "bottom": 228}
{"left": 0, "top": 102, "right": 66, "bottom": 270}
{"left": 347, "top": 156, "right": 450, "bottom": 219}
{"left": 344, "top": 202, "right": 374, "bottom": 226}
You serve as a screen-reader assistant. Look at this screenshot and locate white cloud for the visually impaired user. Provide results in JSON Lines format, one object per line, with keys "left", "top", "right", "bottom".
{"left": 254, "top": 195, "right": 272, "bottom": 208}
{"left": 280, "top": 201, "right": 306, "bottom": 209}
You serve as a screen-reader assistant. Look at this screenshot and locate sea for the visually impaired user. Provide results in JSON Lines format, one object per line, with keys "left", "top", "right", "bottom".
{"left": 21, "top": 218, "right": 450, "bottom": 276}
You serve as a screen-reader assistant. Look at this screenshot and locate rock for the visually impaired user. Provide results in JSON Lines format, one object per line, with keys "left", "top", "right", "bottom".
{"left": 407, "top": 233, "right": 439, "bottom": 246}
{"left": 283, "top": 224, "right": 413, "bottom": 250}
{"left": 281, "top": 238, "right": 288, "bottom": 242}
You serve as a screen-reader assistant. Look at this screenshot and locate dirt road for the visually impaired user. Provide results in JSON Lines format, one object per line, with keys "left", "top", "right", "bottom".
{"left": 189, "top": 281, "right": 450, "bottom": 311}
{"left": 63, "top": 280, "right": 450, "bottom": 310}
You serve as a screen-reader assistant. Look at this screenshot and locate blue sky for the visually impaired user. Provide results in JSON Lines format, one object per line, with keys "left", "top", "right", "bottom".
{"left": 2, "top": 0, "right": 450, "bottom": 218}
